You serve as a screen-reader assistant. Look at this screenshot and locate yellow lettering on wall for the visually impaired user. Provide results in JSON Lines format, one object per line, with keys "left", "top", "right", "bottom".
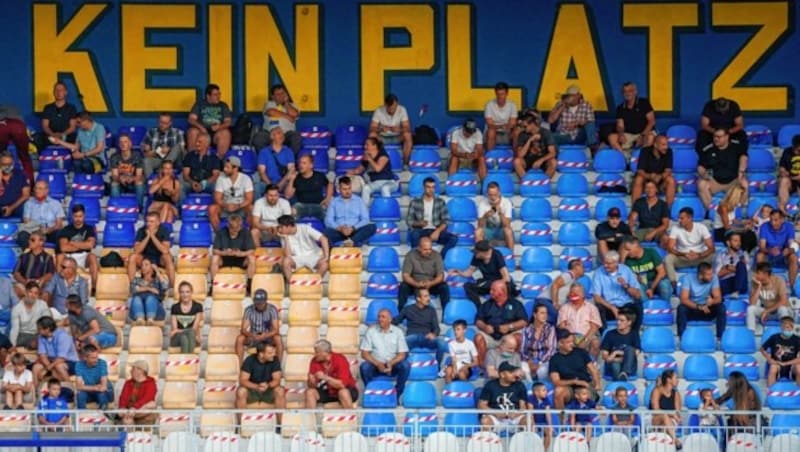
{"left": 209, "top": 5, "right": 233, "bottom": 109}
{"left": 33, "top": 4, "right": 108, "bottom": 112}
{"left": 244, "top": 4, "right": 320, "bottom": 112}
{"left": 535, "top": 4, "right": 607, "bottom": 112}
{"left": 121, "top": 5, "right": 197, "bottom": 112}
{"left": 360, "top": 5, "right": 435, "bottom": 112}
{"left": 446, "top": 4, "right": 522, "bottom": 112}
{"left": 623, "top": 3, "right": 698, "bottom": 111}
{"left": 711, "top": 2, "right": 788, "bottom": 111}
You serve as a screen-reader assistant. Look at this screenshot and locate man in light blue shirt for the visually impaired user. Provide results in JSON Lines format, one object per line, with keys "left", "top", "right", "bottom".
{"left": 360, "top": 308, "right": 410, "bottom": 396}
{"left": 33, "top": 316, "right": 80, "bottom": 384}
{"left": 323, "top": 176, "right": 377, "bottom": 246}
{"left": 52, "top": 111, "right": 106, "bottom": 174}
{"left": 0, "top": 276, "right": 18, "bottom": 335}
{"left": 677, "top": 262, "right": 724, "bottom": 339}
{"left": 592, "top": 250, "right": 643, "bottom": 332}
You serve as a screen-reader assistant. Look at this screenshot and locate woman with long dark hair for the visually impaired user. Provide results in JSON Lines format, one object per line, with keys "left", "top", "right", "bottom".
{"left": 716, "top": 371, "right": 761, "bottom": 430}
{"left": 520, "top": 303, "right": 557, "bottom": 381}
{"left": 650, "top": 369, "right": 682, "bottom": 448}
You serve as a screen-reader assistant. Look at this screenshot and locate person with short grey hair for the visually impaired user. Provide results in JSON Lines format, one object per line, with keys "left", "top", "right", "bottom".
{"left": 359, "top": 308, "right": 410, "bottom": 396}
{"left": 592, "top": 250, "right": 643, "bottom": 332}
{"left": 306, "top": 339, "right": 359, "bottom": 409}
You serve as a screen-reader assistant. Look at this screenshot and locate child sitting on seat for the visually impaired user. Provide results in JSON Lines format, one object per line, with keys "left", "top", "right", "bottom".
{"left": 445, "top": 320, "right": 478, "bottom": 383}
{"left": 528, "top": 382, "right": 553, "bottom": 449}
{"left": 699, "top": 388, "right": 720, "bottom": 426}
{"left": 567, "top": 386, "right": 597, "bottom": 443}
{"left": 2, "top": 353, "right": 34, "bottom": 410}
{"left": 37, "top": 378, "right": 70, "bottom": 430}
{"left": 610, "top": 386, "right": 636, "bottom": 433}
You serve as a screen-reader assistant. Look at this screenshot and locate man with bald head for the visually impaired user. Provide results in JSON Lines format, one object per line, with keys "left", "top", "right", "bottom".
{"left": 181, "top": 132, "right": 221, "bottom": 197}
{"left": 485, "top": 334, "right": 528, "bottom": 382}
{"left": 359, "top": 309, "right": 410, "bottom": 396}
{"left": 475, "top": 280, "right": 529, "bottom": 367}
{"left": 398, "top": 237, "right": 449, "bottom": 312}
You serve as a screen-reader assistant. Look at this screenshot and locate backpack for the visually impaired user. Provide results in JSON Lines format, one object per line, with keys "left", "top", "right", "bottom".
{"left": 231, "top": 114, "right": 253, "bottom": 145}
{"left": 413, "top": 125, "right": 439, "bottom": 146}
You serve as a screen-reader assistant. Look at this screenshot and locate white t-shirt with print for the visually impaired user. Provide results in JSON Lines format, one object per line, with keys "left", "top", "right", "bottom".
{"left": 484, "top": 99, "right": 518, "bottom": 127}
{"left": 215, "top": 173, "right": 254, "bottom": 205}
{"left": 283, "top": 224, "right": 323, "bottom": 257}
{"left": 478, "top": 196, "right": 513, "bottom": 228}
{"left": 371, "top": 105, "right": 409, "bottom": 137}
{"left": 2, "top": 368, "right": 33, "bottom": 387}
{"left": 252, "top": 197, "right": 292, "bottom": 227}
{"left": 451, "top": 128, "right": 484, "bottom": 154}
{"left": 669, "top": 222, "right": 711, "bottom": 253}
{"left": 449, "top": 338, "right": 478, "bottom": 371}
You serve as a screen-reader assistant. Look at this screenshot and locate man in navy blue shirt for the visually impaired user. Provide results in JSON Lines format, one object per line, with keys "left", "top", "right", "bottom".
{"left": 599, "top": 311, "right": 640, "bottom": 381}
{"left": 549, "top": 328, "right": 601, "bottom": 410}
{"left": 757, "top": 209, "right": 797, "bottom": 289}
{"left": 0, "top": 152, "right": 29, "bottom": 218}
{"left": 474, "top": 280, "right": 528, "bottom": 368}
{"left": 451, "top": 240, "right": 518, "bottom": 308}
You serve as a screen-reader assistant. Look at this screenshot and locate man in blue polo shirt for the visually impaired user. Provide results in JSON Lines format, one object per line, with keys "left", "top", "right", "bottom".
{"left": 592, "top": 251, "right": 642, "bottom": 332}
{"left": 75, "top": 344, "right": 114, "bottom": 409}
{"left": 757, "top": 209, "right": 797, "bottom": 289}
{"left": 33, "top": 316, "right": 79, "bottom": 387}
{"left": 677, "top": 262, "right": 725, "bottom": 339}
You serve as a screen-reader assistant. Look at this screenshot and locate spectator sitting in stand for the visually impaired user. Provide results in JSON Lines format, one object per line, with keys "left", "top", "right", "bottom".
{"left": 406, "top": 176, "right": 457, "bottom": 258}
{"left": 599, "top": 311, "right": 640, "bottom": 381}
{"left": 474, "top": 280, "right": 528, "bottom": 367}
{"left": 445, "top": 319, "right": 479, "bottom": 383}
{"left": 277, "top": 214, "right": 330, "bottom": 280}
{"left": 127, "top": 212, "right": 175, "bottom": 288}
{"left": 74, "top": 344, "right": 114, "bottom": 410}
{"left": 208, "top": 156, "right": 254, "bottom": 232}
{"left": 51, "top": 110, "right": 106, "bottom": 174}
{"left": 33, "top": 316, "right": 79, "bottom": 386}
{"left": 285, "top": 154, "right": 333, "bottom": 221}
{"left": 9, "top": 281, "right": 50, "bottom": 350}
{"left": 629, "top": 180, "right": 671, "bottom": 246}
{"left": 393, "top": 288, "right": 447, "bottom": 367}
{"left": 756, "top": 209, "right": 798, "bottom": 289}
{"left": 251, "top": 184, "right": 292, "bottom": 246}
{"left": 2, "top": 352, "right": 33, "bottom": 410}
{"left": 521, "top": 303, "right": 558, "bottom": 382}
{"left": 547, "top": 85, "right": 597, "bottom": 150}
{"left": 513, "top": 112, "right": 557, "bottom": 178}
{"left": 42, "top": 256, "right": 88, "bottom": 318}
{"left": 33, "top": 81, "right": 77, "bottom": 151}
{"left": 558, "top": 284, "right": 602, "bottom": 359}
{"left": 567, "top": 386, "right": 598, "bottom": 443}
{"left": 236, "top": 342, "right": 286, "bottom": 412}
{"left": 0, "top": 151, "right": 30, "bottom": 219}
{"left": 778, "top": 135, "right": 800, "bottom": 214}
{"left": 56, "top": 203, "right": 98, "bottom": 288}
{"left": 696, "top": 97, "right": 747, "bottom": 153}
{"left": 747, "top": 262, "right": 792, "bottom": 333}
{"left": 677, "top": 262, "right": 725, "bottom": 340}
{"left": 664, "top": 207, "right": 715, "bottom": 286}
{"left": 117, "top": 360, "right": 157, "bottom": 426}
{"left": 549, "top": 259, "right": 585, "bottom": 310}
{"left": 607, "top": 82, "right": 656, "bottom": 158}
{"left": 369, "top": 93, "right": 413, "bottom": 163}
{"left": 251, "top": 83, "right": 302, "bottom": 154}
{"left": 359, "top": 309, "right": 410, "bottom": 397}
{"left": 713, "top": 185, "right": 757, "bottom": 252}
{"left": 398, "top": 237, "right": 449, "bottom": 311}
{"left": 621, "top": 236, "right": 672, "bottom": 302}
{"left": 323, "top": 176, "right": 377, "bottom": 247}
{"left": 181, "top": 133, "right": 221, "bottom": 196}
{"left": 714, "top": 231, "right": 750, "bottom": 297}
{"left": 21, "top": 180, "right": 65, "bottom": 246}
{"left": 37, "top": 378, "right": 70, "bottom": 430}
{"left": 210, "top": 213, "right": 256, "bottom": 284}
{"left": 169, "top": 281, "right": 204, "bottom": 353}
{"left": 484, "top": 82, "right": 519, "bottom": 151}
{"left": 761, "top": 316, "right": 800, "bottom": 386}
{"left": 485, "top": 335, "right": 526, "bottom": 382}
{"left": 305, "top": 339, "right": 359, "bottom": 409}
{"left": 128, "top": 257, "right": 169, "bottom": 326}
{"left": 66, "top": 295, "right": 118, "bottom": 350}
{"left": 147, "top": 160, "right": 181, "bottom": 224}
{"left": 448, "top": 118, "right": 487, "bottom": 180}
{"left": 141, "top": 112, "right": 185, "bottom": 178}
{"left": 697, "top": 128, "right": 748, "bottom": 210}
{"left": 186, "top": 83, "right": 232, "bottom": 159}
{"left": 549, "top": 328, "right": 602, "bottom": 410}
{"left": 254, "top": 127, "right": 295, "bottom": 198}
{"left": 476, "top": 182, "right": 514, "bottom": 249}
{"left": 592, "top": 251, "right": 643, "bottom": 332}
{"left": 12, "top": 231, "right": 55, "bottom": 299}
{"left": 347, "top": 136, "right": 398, "bottom": 203}
{"left": 109, "top": 134, "right": 145, "bottom": 207}
{"left": 451, "top": 240, "right": 517, "bottom": 309}
{"left": 596, "top": 207, "right": 632, "bottom": 260}
{"left": 235, "top": 289, "right": 281, "bottom": 363}
{"left": 478, "top": 362, "right": 528, "bottom": 432}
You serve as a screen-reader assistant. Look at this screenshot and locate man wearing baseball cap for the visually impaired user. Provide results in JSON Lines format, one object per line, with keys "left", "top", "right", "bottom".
{"left": 547, "top": 84, "right": 598, "bottom": 151}
{"left": 208, "top": 155, "right": 254, "bottom": 231}
{"left": 448, "top": 118, "right": 487, "bottom": 180}
{"left": 595, "top": 207, "right": 632, "bottom": 260}
{"left": 235, "top": 289, "right": 282, "bottom": 362}
{"left": 478, "top": 361, "right": 528, "bottom": 432}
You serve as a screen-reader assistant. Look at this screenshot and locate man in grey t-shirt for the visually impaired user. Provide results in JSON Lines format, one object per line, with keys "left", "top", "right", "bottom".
{"left": 187, "top": 83, "right": 232, "bottom": 159}
{"left": 66, "top": 295, "right": 117, "bottom": 350}
{"left": 252, "top": 84, "right": 302, "bottom": 153}
{"left": 397, "top": 237, "right": 450, "bottom": 312}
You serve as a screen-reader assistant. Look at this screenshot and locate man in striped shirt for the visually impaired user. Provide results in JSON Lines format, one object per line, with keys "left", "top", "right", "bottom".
{"left": 235, "top": 289, "right": 282, "bottom": 362}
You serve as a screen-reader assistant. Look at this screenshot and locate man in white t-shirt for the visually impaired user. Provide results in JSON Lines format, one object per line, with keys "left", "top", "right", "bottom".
{"left": 251, "top": 184, "right": 292, "bottom": 246}
{"left": 664, "top": 207, "right": 716, "bottom": 284}
{"left": 484, "top": 82, "right": 518, "bottom": 150}
{"left": 448, "top": 118, "right": 487, "bottom": 180}
{"left": 277, "top": 214, "right": 329, "bottom": 279}
{"left": 476, "top": 182, "right": 514, "bottom": 249}
{"left": 251, "top": 83, "right": 302, "bottom": 153}
{"left": 208, "top": 156, "right": 254, "bottom": 231}
{"left": 369, "top": 93, "right": 413, "bottom": 164}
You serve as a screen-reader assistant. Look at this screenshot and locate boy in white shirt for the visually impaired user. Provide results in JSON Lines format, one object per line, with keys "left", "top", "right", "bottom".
{"left": 276, "top": 214, "right": 330, "bottom": 280}
{"left": 446, "top": 320, "right": 478, "bottom": 383}
{"left": 2, "top": 353, "right": 34, "bottom": 409}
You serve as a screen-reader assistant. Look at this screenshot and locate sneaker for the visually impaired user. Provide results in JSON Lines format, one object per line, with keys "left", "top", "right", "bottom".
{"left": 618, "top": 372, "right": 628, "bottom": 382}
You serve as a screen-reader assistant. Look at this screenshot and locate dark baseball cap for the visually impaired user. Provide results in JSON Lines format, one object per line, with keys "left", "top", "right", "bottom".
{"left": 607, "top": 207, "right": 622, "bottom": 218}
{"left": 463, "top": 118, "right": 477, "bottom": 133}
{"left": 556, "top": 328, "right": 573, "bottom": 341}
{"left": 253, "top": 289, "right": 268, "bottom": 304}
{"left": 498, "top": 361, "right": 519, "bottom": 373}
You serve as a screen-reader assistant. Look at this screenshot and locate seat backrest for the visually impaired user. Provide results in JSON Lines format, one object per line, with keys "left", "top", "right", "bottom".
{"left": 466, "top": 432, "right": 503, "bottom": 452}
{"left": 209, "top": 299, "right": 243, "bottom": 327}
{"left": 766, "top": 382, "right": 800, "bottom": 409}
{"left": 204, "top": 431, "right": 241, "bottom": 452}
{"left": 408, "top": 147, "right": 442, "bottom": 173}
{"left": 521, "top": 247, "right": 553, "bottom": 273}
{"left": 365, "top": 299, "right": 399, "bottom": 325}
{"left": 643, "top": 354, "right": 678, "bottom": 380}
{"left": 247, "top": 432, "right": 283, "bottom": 452}
{"left": 164, "top": 353, "right": 201, "bottom": 381}
{"left": 290, "top": 432, "right": 327, "bottom": 452}
{"left": 727, "top": 433, "right": 760, "bottom": 452}
{"left": 367, "top": 247, "right": 400, "bottom": 272}
{"left": 366, "top": 273, "right": 399, "bottom": 299}
{"left": 445, "top": 172, "right": 480, "bottom": 197}
{"left": 595, "top": 432, "right": 632, "bottom": 452}
{"left": 163, "top": 432, "right": 200, "bottom": 452}
{"left": 286, "top": 326, "right": 320, "bottom": 354}
{"left": 162, "top": 381, "right": 198, "bottom": 409}
{"left": 442, "top": 382, "right": 476, "bottom": 408}
{"left": 595, "top": 197, "right": 628, "bottom": 221}
{"left": 642, "top": 432, "right": 677, "bottom": 452}
{"left": 769, "top": 434, "right": 800, "bottom": 452}
{"left": 680, "top": 327, "right": 715, "bottom": 353}
{"left": 443, "top": 299, "right": 477, "bottom": 325}
{"left": 447, "top": 198, "right": 478, "bottom": 222}
{"left": 509, "top": 432, "right": 544, "bottom": 452}
{"left": 128, "top": 326, "right": 164, "bottom": 354}
{"left": 403, "top": 381, "right": 437, "bottom": 408}
{"left": 556, "top": 173, "right": 589, "bottom": 196}
{"left": 672, "top": 148, "right": 699, "bottom": 173}
{"left": 641, "top": 327, "right": 676, "bottom": 354}
{"left": 212, "top": 273, "right": 247, "bottom": 298}
{"left": 520, "top": 273, "right": 551, "bottom": 299}
{"left": 778, "top": 124, "right": 800, "bottom": 148}
{"left": 553, "top": 431, "right": 589, "bottom": 452}
{"left": 519, "top": 171, "right": 551, "bottom": 198}
{"left": 721, "top": 326, "right": 756, "bottom": 354}
{"left": 558, "top": 222, "right": 591, "bottom": 246}
{"left": 207, "top": 327, "right": 239, "bottom": 354}
{"left": 375, "top": 432, "right": 412, "bottom": 452}
{"left": 333, "top": 431, "right": 369, "bottom": 452}
{"left": 330, "top": 247, "right": 363, "bottom": 274}
{"left": 444, "top": 246, "right": 473, "bottom": 272}
{"left": 684, "top": 354, "right": 719, "bottom": 381}
{"left": 520, "top": 198, "right": 552, "bottom": 222}
{"left": 326, "top": 326, "right": 360, "bottom": 354}
{"left": 683, "top": 433, "right": 720, "bottom": 452}
{"left": 593, "top": 149, "right": 626, "bottom": 173}
{"left": 424, "top": 432, "right": 460, "bottom": 452}
{"left": 179, "top": 221, "right": 213, "bottom": 247}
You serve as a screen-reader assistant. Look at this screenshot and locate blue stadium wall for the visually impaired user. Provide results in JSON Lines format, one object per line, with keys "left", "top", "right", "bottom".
{"left": 8, "top": 0, "right": 800, "bottom": 132}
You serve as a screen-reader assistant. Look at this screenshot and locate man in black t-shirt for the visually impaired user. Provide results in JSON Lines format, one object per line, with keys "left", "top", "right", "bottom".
{"left": 181, "top": 133, "right": 221, "bottom": 197}
{"left": 549, "top": 329, "right": 601, "bottom": 409}
{"left": 450, "top": 240, "right": 518, "bottom": 308}
{"left": 33, "top": 81, "right": 78, "bottom": 150}
{"left": 761, "top": 316, "right": 800, "bottom": 386}
{"left": 475, "top": 281, "right": 528, "bottom": 367}
{"left": 778, "top": 135, "right": 800, "bottom": 212}
{"left": 285, "top": 154, "right": 332, "bottom": 220}
{"left": 595, "top": 207, "right": 632, "bottom": 259}
{"left": 697, "top": 128, "right": 749, "bottom": 209}
{"left": 629, "top": 180, "right": 671, "bottom": 245}
{"left": 127, "top": 212, "right": 174, "bottom": 287}
{"left": 599, "top": 311, "right": 640, "bottom": 381}
{"left": 235, "top": 342, "right": 286, "bottom": 410}
{"left": 513, "top": 113, "right": 557, "bottom": 177}
{"left": 608, "top": 82, "right": 656, "bottom": 155}
{"left": 632, "top": 135, "right": 676, "bottom": 206}
{"left": 696, "top": 97, "right": 748, "bottom": 152}
{"left": 478, "top": 361, "right": 529, "bottom": 432}
{"left": 210, "top": 214, "right": 255, "bottom": 281}
{"left": 56, "top": 204, "right": 98, "bottom": 286}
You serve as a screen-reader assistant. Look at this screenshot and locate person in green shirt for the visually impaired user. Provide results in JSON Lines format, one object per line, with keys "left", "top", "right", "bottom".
{"left": 621, "top": 236, "right": 672, "bottom": 301}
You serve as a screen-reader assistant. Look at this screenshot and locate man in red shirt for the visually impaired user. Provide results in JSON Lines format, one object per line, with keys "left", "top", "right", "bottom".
{"left": 305, "top": 339, "right": 358, "bottom": 409}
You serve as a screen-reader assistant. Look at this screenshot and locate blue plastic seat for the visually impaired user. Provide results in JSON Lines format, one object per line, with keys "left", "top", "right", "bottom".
{"left": 482, "top": 173, "right": 514, "bottom": 196}
{"left": 725, "top": 299, "right": 748, "bottom": 326}
{"left": 0, "top": 248, "right": 17, "bottom": 274}
{"left": 770, "top": 414, "right": 800, "bottom": 435}
{"left": 748, "top": 172, "right": 778, "bottom": 195}
{"left": 520, "top": 198, "right": 552, "bottom": 222}
{"left": 117, "top": 125, "right": 147, "bottom": 149}
{"left": 723, "top": 354, "right": 759, "bottom": 381}
{"left": 673, "top": 148, "right": 699, "bottom": 174}
{"left": 333, "top": 125, "right": 366, "bottom": 174}
{"left": 630, "top": 149, "right": 641, "bottom": 172}
{"left": 602, "top": 382, "right": 639, "bottom": 408}
{"left": 335, "top": 124, "right": 367, "bottom": 148}
{"left": 445, "top": 173, "right": 479, "bottom": 197}
{"left": 408, "top": 147, "right": 441, "bottom": 173}
{"left": 643, "top": 354, "right": 677, "bottom": 380}
{"left": 745, "top": 124, "right": 773, "bottom": 146}
{"left": 521, "top": 248, "right": 553, "bottom": 273}
{"left": 448, "top": 222, "right": 475, "bottom": 246}
{"left": 334, "top": 147, "right": 364, "bottom": 175}
{"left": 485, "top": 149, "right": 514, "bottom": 172}
{"left": 0, "top": 222, "right": 17, "bottom": 247}
{"left": 106, "top": 196, "right": 140, "bottom": 222}
{"left": 370, "top": 221, "right": 400, "bottom": 246}
{"left": 558, "top": 198, "right": 590, "bottom": 222}
{"left": 443, "top": 299, "right": 478, "bottom": 325}
{"left": 447, "top": 198, "right": 477, "bottom": 222}
{"left": 181, "top": 193, "right": 212, "bottom": 220}
{"left": 593, "top": 149, "right": 626, "bottom": 173}
{"left": 746, "top": 146, "right": 775, "bottom": 173}
{"left": 684, "top": 354, "right": 719, "bottom": 381}
{"left": 556, "top": 173, "right": 589, "bottom": 197}
{"left": 444, "top": 413, "right": 479, "bottom": 437}
{"left": 384, "top": 144, "right": 402, "bottom": 173}
{"left": 681, "top": 327, "right": 716, "bottom": 353}
{"left": 641, "top": 327, "right": 677, "bottom": 353}
{"left": 721, "top": 327, "right": 756, "bottom": 354}
{"left": 642, "top": 300, "right": 673, "bottom": 326}
{"left": 363, "top": 380, "right": 399, "bottom": 408}
{"left": 670, "top": 196, "right": 705, "bottom": 221}
{"left": 37, "top": 171, "right": 67, "bottom": 200}
{"left": 442, "top": 382, "right": 476, "bottom": 408}
{"left": 519, "top": 171, "right": 551, "bottom": 198}
{"left": 38, "top": 147, "right": 72, "bottom": 172}
{"left": 178, "top": 221, "right": 212, "bottom": 247}
{"left": 446, "top": 275, "right": 472, "bottom": 299}
{"left": 367, "top": 247, "right": 400, "bottom": 272}
{"left": 444, "top": 247, "right": 473, "bottom": 272}
{"left": 366, "top": 273, "right": 399, "bottom": 299}
{"left": 766, "top": 382, "right": 800, "bottom": 410}
{"left": 298, "top": 147, "right": 329, "bottom": 173}
{"left": 559, "top": 247, "right": 593, "bottom": 271}
{"left": 520, "top": 273, "right": 551, "bottom": 300}
{"left": 593, "top": 173, "right": 627, "bottom": 196}
{"left": 556, "top": 147, "right": 589, "bottom": 173}
{"left": 365, "top": 299, "right": 399, "bottom": 325}
{"left": 369, "top": 198, "right": 401, "bottom": 222}
{"left": 674, "top": 173, "right": 698, "bottom": 194}
{"left": 408, "top": 174, "right": 439, "bottom": 198}
{"left": 685, "top": 383, "right": 718, "bottom": 409}
{"left": 495, "top": 246, "right": 515, "bottom": 272}
{"left": 520, "top": 222, "right": 552, "bottom": 246}
{"left": 71, "top": 174, "right": 105, "bottom": 198}
{"left": 408, "top": 354, "right": 439, "bottom": 381}
{"left": 666, "top": 124, "right": 696, "bottom": 147}
{"left": 778, "top": 124, "right": 800, "bottom": 148}
{"left": 402, "top": 412, "right": 439, "bottom": 438}
{"left": 69, "top": 197, "right": 100, "bottom": 225}
{"left": 361, "top": 414, "right": 398, "bottom": 437}
{"left": 102, "top": 221, "right": 136, "bottom": 248}
{"left": 557, "top": 223, "right": 591, "bottom": 246}
{"left": 299, "top": 125, "right": 332, "bottom": 150}
{"left": 225, "top": 146, "right": 257, "bottom": 175}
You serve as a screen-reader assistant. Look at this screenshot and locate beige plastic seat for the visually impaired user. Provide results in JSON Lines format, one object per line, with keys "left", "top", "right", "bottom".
{"left": 240, "top": 412, "right": 278, "bottom": 438}
{"left": 286, "top": 326, "right": 319, "bottom": 354}
{"left": 176, "top": 247, "right": 210, "bottom": 273}
{"left": 326, "top": 326, "right": 360, "bottom": 354}
{"left": 288, "top": 300, "right": 321, "bottom": 326}
{"left": 283, "top": 353, "right": 314, "bottom": 382}
{"left": 327, "top": 299, "right": 361, "bottom": 326}
{"left": 94, "top": 299, "right": 128, "bottom": 327}
{"left": 328, "top": 274, "right": 362, "bottom": 300}
{"left": 99, "top": 248, "right": 132, "bottom": 274}
{"left": 123, "top": 354, "right": 162, "bottom": 380}
{"left": 204, "top": 354, "right": 240, "bottom": 381}
{"left": 161, "top": 381, "right": 198, "bottom": 409}
{"left": 255, "top": 247, "right": 284, "bottom": 273}
{"left": 158, "top": 412, "right": 192, "bottom": 439}
{"left": 99, "top": 353, "right": 121, "bottom": 383}
{"left": 201, "top": 381, "right": 237, "bottom": 409}
{"left": 284, "top": 382, "right": 308, "bottom": 408}
{"left": 199, "top": 412, "right": 237, "bottom": 438}
{"left": 174, "top": 273, "right": 207, "bottom": 302}
{"left": 207, "top": 326, "right": 239, "bottom": 354}
{"left": 128, "top": 326, "right": 164, "bottom": 353}
{"left": 209, "top": 299, "right": 243, "bottom": 327}
{"left": 288, "top": 273, "right": 323, "bottom": 300}
{"left": 281, "top": 412, "right": 316, "bottom": 438}
{"left": 212, "top": 273, "right": 247, "bottom": 298}
{"left": 103, "top": 326, "right": 124, "bottom": 354}
{"left": 344, "top": 354, "right": 360, "bottom": 380}
{"left": 164, "top": 353, "right": 201, "bottom": 381}
{"left": 322, "top": 411, "right": 359, "bottom": 438}
{"left": 95, "top": 273, "right": 130, "bottom": 300}
{"left": 329, "top": 247, "right": 362, "bottom": 274}
{"left": 252, "top": 273, "right": 285, "bottom": 302}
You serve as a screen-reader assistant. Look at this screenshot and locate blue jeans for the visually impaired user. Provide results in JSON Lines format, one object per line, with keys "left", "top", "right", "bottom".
{"left": 405, "top": 334, "right": 448, "bottom": 364}
{"left": 553, "top": 121, "right": 598, "bottom": 146}
{"left": 606, "top": 346, "right": 637, "bottom": 380}
{"left": 324, "top": 224, "right": 377, "bottom": 247}
{"left": 92, "top": 332, "right": 117, "bottom": 349}
{"left": 110, "top": 182, "right": 145, "bottom": 208}
{"left": 408, "top": 228, "right": 458, "bottom": 259}
{"left": 359, "top": 360, "right": 411, "bottom": 396}
{"left": 77, "top": 384, "right": 114, "bottom": 409}
{"left": 719, "top": 261, "right": 749, "bottom": 296}
{"left": 129, "top": 294, "right": 166, "bottom": 321}
{"left": 640, "top": 280, "right": 674, "bottom": 302}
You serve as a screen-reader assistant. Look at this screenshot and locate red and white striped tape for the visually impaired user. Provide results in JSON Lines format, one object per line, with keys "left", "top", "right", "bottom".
{"left": 749, "top": 179, "right": 777, "bottom": 188}
{"left": 0, "top": 414, "right": 29, "bottom": 422}
{"left": 643, "top": 308, "right": 671, "bottom": 315}
{"left": 724, "top": 361, "right": 758, "bottom": 368}
{"left": 301, "top": 131, "right": 331, "bottom": 138}
{"left": 72, "top": 184, "right": 103, "bottom": 191}
{"left": 521, "top": 228, "right": 551, "bottom": 236}
{"left": 447, "top": 280, "right": 465, "bottom": 288}
{"left": 727, "top": 311, "right": 746, "bottom": 318}
{"left": 107, "top": 206, "right": 138, "bottom": 213}
{"left": 97, "top": 305, "right": 127, "bottom": 312}
{"left": 376, "top": 435, "right": 410, "bottom": 445}
{"left": 471, "top": 432, "right": 502, "bottom": 444}
{"left": 364, "top": 388, "right": 397, "bottom": 396}
{"left": 521, "top": 283, "right": 546, "bottom": 291}
{"left": 487, "top": 157, "right": 513, "bottom": 164}
{"left": 446, "top": 180, "right": 477, "bottom": 186}
{"left": 242, "top": 413, "right": 276, "bottom": 421}
{"left": 559, "top": 254, "right": 592, "bottom": 262}
{"left": 729, "top": 438, "right": 757, "bottom": 448}
{"left": 212, "top": 281, "right": 246, "bottom": 289}
{"left": 767, "top": 390, "right": 800, "bottom": 397}
{"left": 367, "top": 283, "right": 399, "bottom": 290}
{"left": 377, "top": 228, "right": 399, "bottom": 234}
{"left": 558, "top": 203, "right": 589, "bottom": 211}
{"left": 331, "top": 253, "right": 360, "bottom": 260}
{"left": 409, "top": 161, "right": 440, "bottom": 168}
{"left": 204, "top": 384, "right": 237, "bottom": 392}
{"left": 557, "top": 432, "right": 586, "bottom": 443}
{"left": 557, "top": 160, "right": 589, "bottom": 168}
{"left": 0, "top": 235, "right": 13, "bottom": 242}
{"left": 182, "top": 204, "right": 208, "bottom": 211}
{"left": 410, "top": 359, "right": 437, "bottom": 368}
{"left": 178, "top": 253, "right": 207, "bottom": 261}
{"left": 631, "top": 157, "right": 639, "bottom": 166}
{"left": 335, "top": 155, "right": 361, "bottom": 161}
{"left": 676, "top": 178, "right": 696, "bottom": 186}
{"left": 442, "top": 389, "right": 473, "bottom": 398}
{"left": 594, "top": 179, "right": 625, "bottom": 187}
{"left": 455, "top": 233, "right": 474, "bottom": 238}
{"left": 746, "top": 129, "right": 771, "bottom": 136}
{"left": 323, "top": 414, "right": 357, "bottom": 422}
{"left": 165, "top": 358, "right": 201, "bottom": 367}
{"left": 293, "top": 434, "right": 325, "bottom": 447}
{"left": 127, "top": 435, "right": 153, "bottom": 444}
{"left": 329, "top": 305, "right": 359, "bottom": 312}
{"left": 289, "top": 278, "right": 322, "bottom": 286}
{"left": 160, "top": 414, "right": 190, "bottom": 423}
{"left": 210, "top": 433, "right": 239, "bottom": 443}
{"left": 667, "top": 137, "right": 695, "bottom": 144}
{"left": 404, "top": 414, "right": 438, "bottom": 423}
{"left": 79, "top": 415, "right": 108, "bottom": 424}
{"left": 686, "top": 389, "right": 718, "bottom": 396}
{"left": 39, "top": 154, "right": 72, "bottom": 161}
{"left": 256, "top": 254, "right": 282, "bottom": 262}
{"left": 285, "top": 387, "right": 307, "bottom": 394}
{"left": 520, "top": 179, "right": 550, "bottom": 186}
{"left": 646, "top": 433, "right": 674, "bottom": 444}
